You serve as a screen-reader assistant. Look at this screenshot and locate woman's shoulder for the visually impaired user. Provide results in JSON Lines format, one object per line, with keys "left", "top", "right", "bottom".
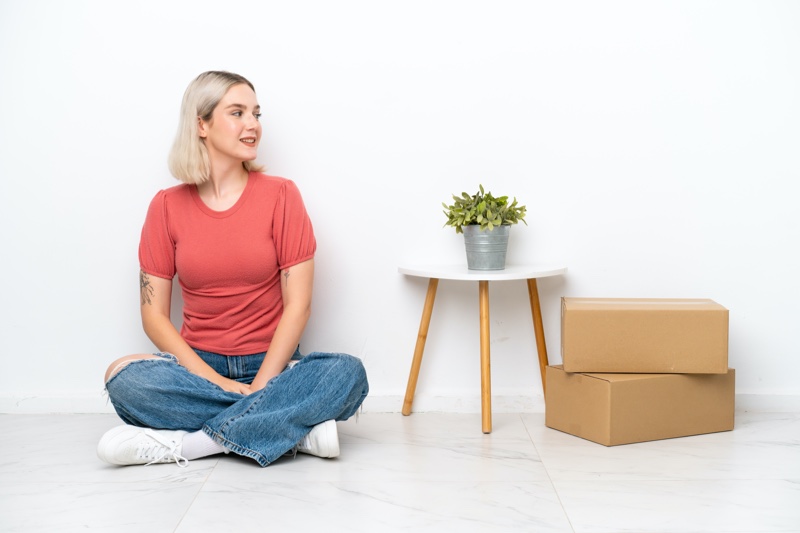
{"left": 159, "top": 182, "right": 194, "bottom": 197}
{"left": 250, "top": 172, "right": 291, "bottom": 186}
{"left": 250, "top": 172, "right": 303, "bottom": 195}
{"left": 142, "top": 184, "right": 195, "bottom": 221}
{"left": 149, "top": 182, "right": 194, "bottom": 204}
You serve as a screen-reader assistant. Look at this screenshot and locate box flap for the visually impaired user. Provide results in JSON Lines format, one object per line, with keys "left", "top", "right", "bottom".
{"left": 562, "top": 297, "right": 725, "bottom": 312}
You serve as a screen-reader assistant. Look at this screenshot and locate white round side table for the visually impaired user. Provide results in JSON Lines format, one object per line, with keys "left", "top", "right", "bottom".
{"left": 398, "top": 263, "right": 568, "bottom": 433}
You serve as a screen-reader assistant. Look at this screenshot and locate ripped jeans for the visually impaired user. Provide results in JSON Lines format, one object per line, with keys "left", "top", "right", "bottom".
{"left": 104, "top": 349, "right": 369, "bottom": 467}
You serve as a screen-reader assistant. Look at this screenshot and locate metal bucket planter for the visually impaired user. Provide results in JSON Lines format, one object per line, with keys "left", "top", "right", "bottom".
{"left": 462, "top": 225, "right": 509, "bottom": 270}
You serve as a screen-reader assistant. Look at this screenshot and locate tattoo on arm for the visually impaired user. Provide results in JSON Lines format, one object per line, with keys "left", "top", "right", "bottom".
{"left": 283, "top": 269, "right": 291, "bottom": 285}
{"left": 140, "top": 271, "right": 155, "bottom": 305}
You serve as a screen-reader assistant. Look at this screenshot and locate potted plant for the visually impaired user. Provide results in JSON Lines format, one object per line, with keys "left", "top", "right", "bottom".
{"left": 443, "top": 184, "right": 527, "bottom": 270}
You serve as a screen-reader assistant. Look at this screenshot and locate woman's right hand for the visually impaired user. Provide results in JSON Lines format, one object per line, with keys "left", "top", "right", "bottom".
{"left": 213, "top": 376, "right": 252, "bottom": 396}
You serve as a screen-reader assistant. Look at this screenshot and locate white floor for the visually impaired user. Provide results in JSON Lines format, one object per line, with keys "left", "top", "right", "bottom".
{"left": 1, "top": 411, "right": 799, "bottom": 533}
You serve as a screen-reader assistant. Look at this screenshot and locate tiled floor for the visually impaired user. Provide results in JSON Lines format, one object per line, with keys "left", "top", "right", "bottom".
{"left": 1, "top": 411, "right": 799, "bottom": 533}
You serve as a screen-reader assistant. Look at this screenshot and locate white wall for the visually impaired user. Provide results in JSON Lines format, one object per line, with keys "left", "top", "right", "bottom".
{"left": 1, "top": 0, "right": 798, "bottom": 413}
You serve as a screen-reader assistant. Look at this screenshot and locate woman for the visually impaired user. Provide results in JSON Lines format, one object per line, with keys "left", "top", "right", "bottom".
{"left": 97, "top": 71, "right": 368, "bottom": 468}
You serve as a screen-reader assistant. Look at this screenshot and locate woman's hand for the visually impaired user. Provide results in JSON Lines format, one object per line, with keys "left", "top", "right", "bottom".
{"left": 213, "top": 376, "right": 252, "bottom": 395}
{"left": 249, "top": 380, "right": 269, "bottom": 394}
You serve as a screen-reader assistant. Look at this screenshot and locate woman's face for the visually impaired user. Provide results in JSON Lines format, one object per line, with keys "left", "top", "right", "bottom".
{"left": 199, "top": 83, "right": 262, "bottom": 165}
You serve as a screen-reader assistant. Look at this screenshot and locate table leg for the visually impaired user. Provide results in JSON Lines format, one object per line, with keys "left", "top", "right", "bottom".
{"left": 479, "top": 280, "right": 492, "bottom": 433}
{"left": 527, "top": 278, "right": 549, "bottom": 396}
{"left": 402, "top": 278, "right": 439, "bottom": 416}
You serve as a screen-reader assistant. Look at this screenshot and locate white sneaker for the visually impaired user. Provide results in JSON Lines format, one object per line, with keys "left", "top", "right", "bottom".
{"left": 296, "top": 420, "right": 339, "bottom": 458}
{"left": 97, "top": 425, "right": 189, "bottom": 467}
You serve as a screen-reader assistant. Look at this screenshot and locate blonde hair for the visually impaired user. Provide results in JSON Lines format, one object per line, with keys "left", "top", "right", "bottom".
{"left": 168, "top": 71, "right": 264, "bottom": 184}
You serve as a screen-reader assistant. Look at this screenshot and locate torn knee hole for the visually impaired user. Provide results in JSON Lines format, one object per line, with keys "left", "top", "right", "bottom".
{"left": 104, "top": 357, "right": 157, "bottom": 382}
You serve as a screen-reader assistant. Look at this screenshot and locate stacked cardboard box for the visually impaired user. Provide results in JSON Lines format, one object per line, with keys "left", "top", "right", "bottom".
{"left": 545, "top": 298, "right": 735, "bottom": 445}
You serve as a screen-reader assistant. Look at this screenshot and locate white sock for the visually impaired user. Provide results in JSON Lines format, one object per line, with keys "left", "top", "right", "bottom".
{"left": 181, "top": 430, "right": 226, "bottom": 460}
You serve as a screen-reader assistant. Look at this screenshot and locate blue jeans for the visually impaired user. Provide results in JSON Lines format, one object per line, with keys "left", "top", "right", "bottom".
{"left": 105, "top": 349, "right": 369, "bottom": 467}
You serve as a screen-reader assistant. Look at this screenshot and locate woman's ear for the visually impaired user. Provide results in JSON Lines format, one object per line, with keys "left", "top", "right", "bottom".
{"left": 197, "top": 116, "right": 208, "bottom": 138}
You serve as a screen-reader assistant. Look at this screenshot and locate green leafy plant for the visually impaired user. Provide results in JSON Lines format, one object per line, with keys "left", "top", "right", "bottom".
{"left": 443, "top": 184, "right": 527, "bottom": 234}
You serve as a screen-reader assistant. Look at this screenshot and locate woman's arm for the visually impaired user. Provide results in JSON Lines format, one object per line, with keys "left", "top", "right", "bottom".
{"left": 250, "top": 258, "right": 314, "bottom": 391}
{"left": 139, "top": 270, "right": 251, "bottom": 395}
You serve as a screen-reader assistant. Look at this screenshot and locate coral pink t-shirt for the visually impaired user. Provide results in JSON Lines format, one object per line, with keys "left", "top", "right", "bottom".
{"left": 138, "top": 173, "right": 316, "bottom": 355}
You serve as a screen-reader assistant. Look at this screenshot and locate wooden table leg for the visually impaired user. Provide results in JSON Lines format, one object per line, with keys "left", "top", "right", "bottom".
{"left": 527, "top": 278, "right": 549, "bottom": 396}
{"left": 479, "top": 280, "right": 492, "bottom": 433}
{"left": 402, "top": 278, "right": 439, "bottom": 416}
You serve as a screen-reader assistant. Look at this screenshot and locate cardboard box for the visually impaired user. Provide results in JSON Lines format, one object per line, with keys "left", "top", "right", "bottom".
{"left": 561, "top": 297, "right": 729, "bottom": 374}
{"left": 545, "top": 365, "right": 735, "bottom": 446}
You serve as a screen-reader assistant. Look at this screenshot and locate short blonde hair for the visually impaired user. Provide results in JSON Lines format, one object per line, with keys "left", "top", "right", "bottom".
{"left": 168, "top": 71, "right": 264, "bottom": 184}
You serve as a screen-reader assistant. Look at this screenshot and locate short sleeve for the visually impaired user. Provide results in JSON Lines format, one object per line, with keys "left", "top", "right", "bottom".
{"left": 273, "top": 180, "right": 316, "bottom": 269}
{"left": 138, "top": 190, "right": 176, "bottom": 279}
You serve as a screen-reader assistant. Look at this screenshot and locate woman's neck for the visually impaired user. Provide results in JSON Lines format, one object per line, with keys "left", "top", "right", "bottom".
{"left": 198, "top": 163, "right": 249, "bottom": 210}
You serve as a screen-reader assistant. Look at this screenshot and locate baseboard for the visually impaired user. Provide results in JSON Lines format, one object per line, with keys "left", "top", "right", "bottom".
{"left": 1, "top": 392, "right": 798, "bottom": 414}
{"left": 0, "top": 392, "right": 118, "bottom": 414}
{"left": 0, "top": 392, "right": 547, "bottom": 415}
{"left": 362, "top": 394, "right": 547, "bottom": 414}
{"left": 735, "top": 393, "right": 800, "bottom": 413}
